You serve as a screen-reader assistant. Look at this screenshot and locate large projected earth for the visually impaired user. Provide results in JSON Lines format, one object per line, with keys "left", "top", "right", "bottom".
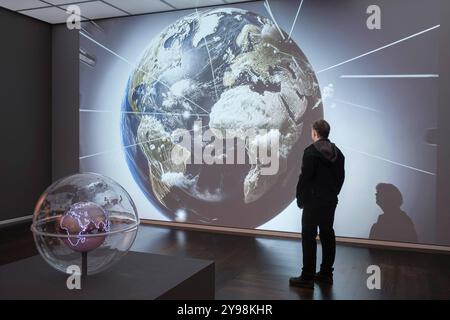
{"left": 121, "top": 8, "right": 322, "bottom": 227}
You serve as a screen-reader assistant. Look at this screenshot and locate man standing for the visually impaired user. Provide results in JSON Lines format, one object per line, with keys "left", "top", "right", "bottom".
{"left": 290, "top": 120, "right": 345, "bottom": 289}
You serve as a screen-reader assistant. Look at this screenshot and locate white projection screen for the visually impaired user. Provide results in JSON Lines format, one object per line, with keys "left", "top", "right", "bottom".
{"left": 79, "top": 0, "right": 450, "bottom": 246}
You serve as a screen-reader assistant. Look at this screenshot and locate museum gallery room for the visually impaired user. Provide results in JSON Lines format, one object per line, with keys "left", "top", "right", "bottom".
{"left": 0, "top": 0, "right": 449, "bottom": 302}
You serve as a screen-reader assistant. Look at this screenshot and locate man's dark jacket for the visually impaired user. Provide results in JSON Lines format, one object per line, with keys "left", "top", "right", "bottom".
{"left": 296, "top": 138, "right": 345, "bottom": 208}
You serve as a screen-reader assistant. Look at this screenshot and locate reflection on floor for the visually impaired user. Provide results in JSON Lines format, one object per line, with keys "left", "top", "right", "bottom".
{"left": 1, "top": 223, "right": 450, "bottom": 299}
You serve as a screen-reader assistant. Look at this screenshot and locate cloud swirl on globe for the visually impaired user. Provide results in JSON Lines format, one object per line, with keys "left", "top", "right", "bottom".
{"left": 121, "top": 8, "right": 322, "bottom": 227}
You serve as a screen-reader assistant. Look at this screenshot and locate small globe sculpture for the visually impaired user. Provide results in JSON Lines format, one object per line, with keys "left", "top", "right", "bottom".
{"left": 122, "top": 8, "right": 323, "bottom": 227}
{"left": 31, "top": 173, "right": 139, "bottom": 275}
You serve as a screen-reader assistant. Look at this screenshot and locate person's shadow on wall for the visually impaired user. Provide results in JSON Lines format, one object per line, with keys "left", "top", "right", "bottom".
{"left": 369, "top": 183, "right": 418, "bottom": 243}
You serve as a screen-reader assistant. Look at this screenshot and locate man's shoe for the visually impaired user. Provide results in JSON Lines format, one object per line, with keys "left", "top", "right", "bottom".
{"left": 289, "top": 276, "right": 314, "bottom": 289}
{"left": 314, "top": 271, "right": 333, "bottom": 285}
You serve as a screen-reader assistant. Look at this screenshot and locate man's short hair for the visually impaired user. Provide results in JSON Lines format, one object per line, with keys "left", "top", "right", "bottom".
{"left": 312, "top": 119, "right": 330, "bottom": 139}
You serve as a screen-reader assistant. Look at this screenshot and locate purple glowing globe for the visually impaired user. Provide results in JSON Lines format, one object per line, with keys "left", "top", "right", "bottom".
{"left": 31, "top": 173, "right": 139, "bottom": 275}
{"left": 60, "top": 202, "right": 110, "bottom": 252}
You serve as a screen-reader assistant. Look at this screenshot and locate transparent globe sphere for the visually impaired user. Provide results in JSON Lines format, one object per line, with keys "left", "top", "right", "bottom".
{"left": 31, "top": 173, "right": 139, "bottom": 275}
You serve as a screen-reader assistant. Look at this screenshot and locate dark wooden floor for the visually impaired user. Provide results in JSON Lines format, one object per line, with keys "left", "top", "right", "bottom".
{"left": 1, "top": 223, "right": 450, "bottom": 299}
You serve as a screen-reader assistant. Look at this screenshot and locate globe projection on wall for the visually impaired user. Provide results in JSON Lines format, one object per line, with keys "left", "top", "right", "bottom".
{"left": 121, "top": 8, "right": 322, "bottom": 228}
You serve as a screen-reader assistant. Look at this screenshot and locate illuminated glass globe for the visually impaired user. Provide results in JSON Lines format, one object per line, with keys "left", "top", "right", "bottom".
{"left": 31, "top": 173, "right": 139, "bottom": 275}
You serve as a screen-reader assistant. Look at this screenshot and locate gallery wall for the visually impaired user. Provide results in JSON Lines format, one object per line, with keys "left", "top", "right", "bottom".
{"left": 78, "top": 0, "right": 450, "bottom": 246}
{"left": 1, "top": 1, "right": 445, "bottom": 246}
{"left": 436, "top": 0, "right": 450, "bottom": 245}
{"left": 52, "top": 25, "right": 79, "bottom": 181}
{"left": 1, "top": 0, "right": 447, "bottom": 247}
{"left": 0, "top": 8, "right": 52, "bottom": 222}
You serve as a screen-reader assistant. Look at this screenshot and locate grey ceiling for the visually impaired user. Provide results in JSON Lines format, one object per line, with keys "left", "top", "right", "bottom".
{"left": 0, "top": 0, "right": 254, "bottom": 24}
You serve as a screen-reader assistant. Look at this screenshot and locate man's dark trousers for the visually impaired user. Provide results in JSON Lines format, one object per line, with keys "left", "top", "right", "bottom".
{"left": 301, "top": 200, "right": 337, "bottom": 278}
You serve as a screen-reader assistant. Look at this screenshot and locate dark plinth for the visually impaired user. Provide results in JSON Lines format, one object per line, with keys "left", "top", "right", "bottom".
{"left": 0, "top": 251, "right": 215, "bottom": 300}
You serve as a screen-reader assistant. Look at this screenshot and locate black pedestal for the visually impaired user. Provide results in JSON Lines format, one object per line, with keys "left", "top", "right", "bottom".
{"left": 0, "top": 251, "right": 215, "bottom": 300}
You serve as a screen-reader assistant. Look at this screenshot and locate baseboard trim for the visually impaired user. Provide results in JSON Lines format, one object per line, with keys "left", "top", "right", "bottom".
{"left": 140, "top": 219, "right": 450, "bottom": 253}
{"left": 3, "top": 216, "right": 447, "bottom": 253}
